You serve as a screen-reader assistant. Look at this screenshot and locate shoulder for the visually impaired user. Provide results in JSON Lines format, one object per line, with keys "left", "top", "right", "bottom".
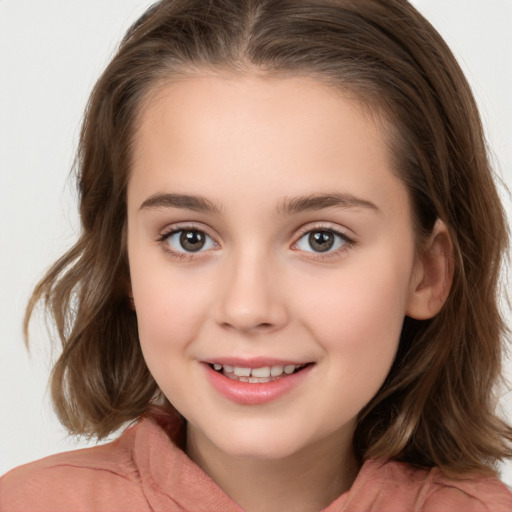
{"left": 425, "top": 466, "right": 512, "bottom": 512}
{"left": 0, "top": 425, "right": 150, "bottom": 512}
{"left": 347, "top": 459, "right": 512, "bottom": 512}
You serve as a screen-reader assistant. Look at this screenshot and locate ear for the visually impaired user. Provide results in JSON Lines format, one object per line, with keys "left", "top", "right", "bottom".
{"left": 406, "top": 219, "right": 454, "bottom": 320}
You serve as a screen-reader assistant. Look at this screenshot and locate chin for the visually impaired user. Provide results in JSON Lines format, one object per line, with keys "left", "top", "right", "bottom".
{"left": 203, "top": 421, "right": 316, "bottom": 461}
{"left": 221, "top": 439, "right": 303, "bottom": 460}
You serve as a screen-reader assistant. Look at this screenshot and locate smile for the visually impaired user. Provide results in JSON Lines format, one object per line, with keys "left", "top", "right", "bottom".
{"left": 203, "top": 361, "right": 314, "bottom": 405}
{"left": 209, "top": 363, "right": 307, "bottom": 383}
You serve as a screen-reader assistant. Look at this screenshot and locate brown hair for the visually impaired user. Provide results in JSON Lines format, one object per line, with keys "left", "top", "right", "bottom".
{"left": 26, "top": 0, "right": 511, "bottom": 477}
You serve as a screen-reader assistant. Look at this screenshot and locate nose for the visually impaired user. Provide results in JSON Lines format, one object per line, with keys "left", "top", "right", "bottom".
{"left": 214, "top": 250, "right": 289, "bottom": 334}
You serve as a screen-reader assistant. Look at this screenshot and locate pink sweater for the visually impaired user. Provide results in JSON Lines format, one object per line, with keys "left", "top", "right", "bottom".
{"left": 2, "top": 415, "right": 511, "bottom": 511}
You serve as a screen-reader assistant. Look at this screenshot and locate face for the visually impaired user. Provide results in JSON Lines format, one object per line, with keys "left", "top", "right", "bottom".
{"left": 127, "top": 74, "right": 422, "bottom": 462}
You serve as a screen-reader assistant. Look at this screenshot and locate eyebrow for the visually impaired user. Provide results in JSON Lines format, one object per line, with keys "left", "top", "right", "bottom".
{"left": 277, "top": 193, "right": 380, "bottom": 216}
{"left": 139, "top": 192, "right": 379, "bottom": 216}
{"left": 139, "top": 193, "right": 223, "bottom": 214}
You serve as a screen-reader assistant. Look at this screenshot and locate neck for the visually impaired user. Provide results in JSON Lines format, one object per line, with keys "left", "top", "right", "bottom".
{"left": 186, "top": 425, "right": 359, "bottom": 512}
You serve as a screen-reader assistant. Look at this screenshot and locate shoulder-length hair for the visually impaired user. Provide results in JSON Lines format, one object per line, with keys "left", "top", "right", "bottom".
{"left": 26, "top": 0, "right": 511, "bottom": 477}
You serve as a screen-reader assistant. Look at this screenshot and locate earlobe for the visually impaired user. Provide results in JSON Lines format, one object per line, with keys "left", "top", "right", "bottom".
{"left": 406, "top": 220, "right": 454, "bottom": 320}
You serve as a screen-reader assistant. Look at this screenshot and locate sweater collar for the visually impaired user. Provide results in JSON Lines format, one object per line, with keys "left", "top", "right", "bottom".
{"left": 132, "top": 412, "right": 379, "bottom": 511}
{"left": 134, "top": 414, "right": 243, "bottom": 511}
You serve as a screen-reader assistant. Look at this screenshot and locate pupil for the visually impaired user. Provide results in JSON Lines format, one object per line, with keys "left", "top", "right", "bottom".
{"left": 309, "top": 231, "right": 334, "bottom": 252}
{"left": 180, "top": 230, "right": 205, "bottom": 252}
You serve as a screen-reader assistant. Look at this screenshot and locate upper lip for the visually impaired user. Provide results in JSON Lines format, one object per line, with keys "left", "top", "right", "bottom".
{"left": 201, "top": 357, "right": 312, "bottom": 368}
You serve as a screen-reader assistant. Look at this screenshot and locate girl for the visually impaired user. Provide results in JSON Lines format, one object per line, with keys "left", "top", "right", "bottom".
{"left": 2, "top": 0, "right": 512, "bottom": 510}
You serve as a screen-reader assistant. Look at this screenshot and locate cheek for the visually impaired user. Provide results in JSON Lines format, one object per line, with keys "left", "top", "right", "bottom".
{"left": 129, "top": 256, "right": 213, "bottom": 360}
{"left": 301, "top": 268, "right": 409, "bottom": 422}
{"left": 295, "top": 255, "right": 412, "bottom": 383}
{"left": 131, "top": 269, "right": 213, "bottom": 410}
{"left": 301, "top": 259, "right": 409, "bottom": 335}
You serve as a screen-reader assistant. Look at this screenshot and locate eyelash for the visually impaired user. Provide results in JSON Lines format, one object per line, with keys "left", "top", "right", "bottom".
{"left": 157, "top": 224, "right": 218, "bottom": 261}
{"left": 157, "top": 224, "right": 355, "bottom": 261}
{"left": 292, "top": 225, "right": 355, "bottom": 260}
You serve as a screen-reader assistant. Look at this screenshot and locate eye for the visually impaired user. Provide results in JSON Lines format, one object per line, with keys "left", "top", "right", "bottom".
{"left": 295, "top": 229, "right": 351, "bottom": 253}
{"left": 163, "top": 229, "right": 217, "bottom": 253}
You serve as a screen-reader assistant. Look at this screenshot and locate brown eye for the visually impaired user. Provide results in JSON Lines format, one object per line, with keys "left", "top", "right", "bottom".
{"left": 308, "top": 231, "right": 335, "bottom": 252}
{"left": 180, "top": 230, "right": 206, "bottom": 252}
{"left": 163, "top": 229, "right": 216, "bottom": 254}
{"left": 295, "top": 229, "right": 351, "bottom": 254}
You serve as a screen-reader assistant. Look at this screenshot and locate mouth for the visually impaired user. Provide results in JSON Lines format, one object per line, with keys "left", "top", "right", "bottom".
{"left": 207, "top": 363, "right": 311, "bottom": 383}
{"left": 203, "top": 360, "right": 315, "bottom": 405}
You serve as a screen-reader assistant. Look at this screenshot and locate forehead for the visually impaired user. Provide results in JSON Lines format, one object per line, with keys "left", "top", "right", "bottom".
{"left": 128, "top": 74, "right": 409, "bottom": 219}
{"left": 134, "top": 73, "right": 385, "bottom": 162}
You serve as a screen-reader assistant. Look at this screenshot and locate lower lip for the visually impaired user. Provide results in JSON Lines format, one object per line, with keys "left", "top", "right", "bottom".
{"left": 203, "top": 364, "right": 313, "bottom": 405}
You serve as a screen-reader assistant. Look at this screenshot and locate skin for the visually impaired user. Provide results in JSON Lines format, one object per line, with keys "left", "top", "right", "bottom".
{"left": 127, "top": 74, "right": 451, "bottom": 512}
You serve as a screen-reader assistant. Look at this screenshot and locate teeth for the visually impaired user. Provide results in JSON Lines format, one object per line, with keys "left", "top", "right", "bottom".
{"left": 251, "top": 366, "right": 271, "bottom": 378}
{"left": 270, "top": 365, "right": 284, "bottom": 376}
{"left": 249, "top": 377, "right": 270, "bottom": 383}
{"left": 284, "top": 365, "right": 296, "bottom": 374}
{"left": 212, "top": 363, "right": 305, "bottom": 378}
{"left": 233, "top": 367, "right": 251, "bottom": 377}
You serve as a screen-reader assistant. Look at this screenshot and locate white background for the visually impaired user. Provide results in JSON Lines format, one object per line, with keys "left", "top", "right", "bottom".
{"left": 1, "top": 0, "right": 511, "bottom": 485}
